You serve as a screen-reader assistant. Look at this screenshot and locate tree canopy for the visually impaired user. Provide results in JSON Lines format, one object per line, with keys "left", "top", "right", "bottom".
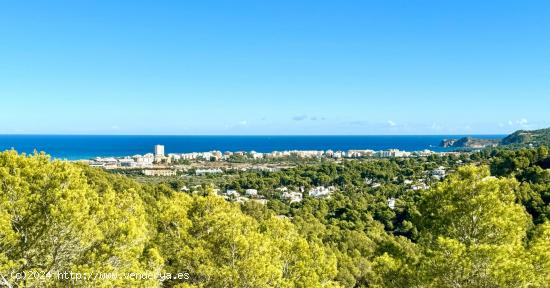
{"left": 1, "top": 149, "right": 550, "bottom": 287}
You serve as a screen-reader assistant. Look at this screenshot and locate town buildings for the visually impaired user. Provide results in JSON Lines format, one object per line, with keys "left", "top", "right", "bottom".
{"left": 282, "top": 191, "right": 303, "bottom": 203}
{"left": 308, "top": 186, "right": 336, "bottom": 197}
{"left": 143, "top": 169, "right": 176, "bottom": 177}
{"left": 87, "top": 144, "right": 451, "bottom": 173}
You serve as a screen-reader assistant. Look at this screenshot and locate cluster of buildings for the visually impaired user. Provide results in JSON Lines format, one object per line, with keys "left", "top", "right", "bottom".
{"left": 217, "top": 149, "right": 437, "bottom": 159}
{"left": 220, "top": 188, "right": 268, "bottom": 205}
{"left": 143, "top": 169, "right": 176, "bottom": 177}
{"left": 195, "top": 168, "right": 223, "bottom": 175}
{"left": 366, "top": 165, "right": 448, "bottom": 191}
{"left": 89, "top": 145, "right": 166, "bottom": 169}
{"left": 88, "top": 144, "right": 443, "bottom": 170}
{"left": 219, "top": 164, "right": 450, "bottom": 206}
{"left": 282, "top": 191, "right": 303, "bottom": 203}
{"left": 188, "top": 163, "right": 451, "bottom": 209}
{"left": 308, "top": 186, "right": 337, "bottom": 197}
{"left": 431, "top": 166, "right": 447, "bottom": 180}
{"left": 220, "top": 184, "right": 336, "bottom": 205}
{"left": 172, "top": 151, "right": 224, "bottom": 161}
{"left": 84, "top": 144, "right": 460, "bottom": 213}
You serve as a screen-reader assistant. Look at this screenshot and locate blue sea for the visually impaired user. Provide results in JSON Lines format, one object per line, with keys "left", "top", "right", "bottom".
{"left": 0, "top": 135, "right": 504, "bottom": 160}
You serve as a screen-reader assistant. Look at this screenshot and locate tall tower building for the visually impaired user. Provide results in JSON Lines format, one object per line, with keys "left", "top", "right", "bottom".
{"left": 154, "top": 145, "right": 165, "bottom": 157}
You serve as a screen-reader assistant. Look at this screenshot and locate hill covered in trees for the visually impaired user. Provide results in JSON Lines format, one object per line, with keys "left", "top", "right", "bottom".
{"left": 502, "top": 127, "right": 550, "bottom": 146}
{"left": 1, "top": 148, "right": 550, "bottom": 287}
{"left": 440, "top": 136, "right": 500, "bottom": 148}
{"left": 441, "top": 127, "right": 550, "bottom": 149}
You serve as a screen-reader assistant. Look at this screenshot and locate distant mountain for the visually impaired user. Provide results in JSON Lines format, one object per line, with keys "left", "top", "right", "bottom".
{"left": 501, "top": 128, "right": 550, "bottom": 146}
{"left": 440, "top": 127, "right": 550, "bottom": 149}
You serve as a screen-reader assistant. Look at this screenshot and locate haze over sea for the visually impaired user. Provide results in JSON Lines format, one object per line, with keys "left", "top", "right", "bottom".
{"left": 0, "top": 135, "right": 504, "bottom": 160}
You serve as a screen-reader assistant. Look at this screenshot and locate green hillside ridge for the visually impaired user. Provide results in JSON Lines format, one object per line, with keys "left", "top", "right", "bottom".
{"left": 441, "top": 127, "right": 550, "bottom": 148}
{"left": 440, "top": 137, "right": 500, "bottom": 148}
{"left": 501, "top": 127, "right": 550, "bottom": 145}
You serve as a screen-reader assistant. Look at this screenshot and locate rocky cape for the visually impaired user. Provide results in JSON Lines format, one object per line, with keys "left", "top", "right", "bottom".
{"left": 440, "top": 127, "right": 550, "bottom": 149}
{"left": 440, "top": 137, "right": 500, "bottom": 149}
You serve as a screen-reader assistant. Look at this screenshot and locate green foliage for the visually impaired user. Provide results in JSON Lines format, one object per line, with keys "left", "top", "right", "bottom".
{"left": 415, "top": 166, "right": 530, "bottom": 245}
{"left": 501, "top": 128, "right": 550, "bottom": 146}
{"left": 528, "top": 221, "right": 550, "bottom": 286}
{"left": 0, "top": 151, "right": 339, "bottom": 287}
{"left": 2, "top": 149, "right": 550, "bottom": 287}
{"left": 153, "top": 192, "right": 339, "bottom": 287}
{"left": 0, "top": 151, "right": 160, "bottom": 287}
{"left": 412, "top": 165, "right": 550, "bottom": 287}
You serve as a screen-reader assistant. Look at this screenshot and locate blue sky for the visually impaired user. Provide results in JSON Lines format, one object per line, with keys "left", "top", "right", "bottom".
{"left": 0, "top": 0, "right": 548, "bottom": 135}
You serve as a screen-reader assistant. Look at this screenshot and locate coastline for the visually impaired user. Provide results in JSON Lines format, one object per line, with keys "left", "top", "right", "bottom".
{"left": 0, "top": 134, "right": 504, "bottom": 161}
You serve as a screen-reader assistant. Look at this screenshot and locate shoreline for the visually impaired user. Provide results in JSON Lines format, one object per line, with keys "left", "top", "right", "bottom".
{"left": 0, "top": 134, "right": 505, "bottom": 161}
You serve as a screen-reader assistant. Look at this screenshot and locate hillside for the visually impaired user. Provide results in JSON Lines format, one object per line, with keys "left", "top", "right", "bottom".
{"left": 0, "top": 151, "right": 338, "bottom": 287}
{"left": 2, "top": 149, "right": 550, "bottom": 287}
{"left": 501, "top": 128, "right": 550, "bottom": 146}
{"left": 440, "top": 136, "right": 500, "bottom": 148}
{"left": 440, "top": 127, "right": 550, "bottom": 149}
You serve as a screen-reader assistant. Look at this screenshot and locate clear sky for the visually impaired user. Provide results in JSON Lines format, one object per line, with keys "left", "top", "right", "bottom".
{"left": 0, "top": 0, "right": 548, "bottom": 135}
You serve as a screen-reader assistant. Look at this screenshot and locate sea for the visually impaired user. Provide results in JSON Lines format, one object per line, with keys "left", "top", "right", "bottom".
{"left": 0, "top": 135, "right": 504, "bottom": 160}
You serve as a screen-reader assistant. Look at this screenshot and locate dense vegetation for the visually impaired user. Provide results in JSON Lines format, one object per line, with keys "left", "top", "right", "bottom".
{"left": 501, "top": 128, "right": 550, "bottom": 146}
{"left": 1, "top": 147, "right": 550, "bottom": 287}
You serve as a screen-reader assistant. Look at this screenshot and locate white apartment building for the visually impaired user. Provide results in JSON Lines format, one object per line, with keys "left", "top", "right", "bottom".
{"left": 154, "top": 145, "right": 165, "bottom": 157}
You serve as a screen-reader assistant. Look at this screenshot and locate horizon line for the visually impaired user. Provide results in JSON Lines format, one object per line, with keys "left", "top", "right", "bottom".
{"left": 0, "top": 133, "right": 508, "bottom": 137}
